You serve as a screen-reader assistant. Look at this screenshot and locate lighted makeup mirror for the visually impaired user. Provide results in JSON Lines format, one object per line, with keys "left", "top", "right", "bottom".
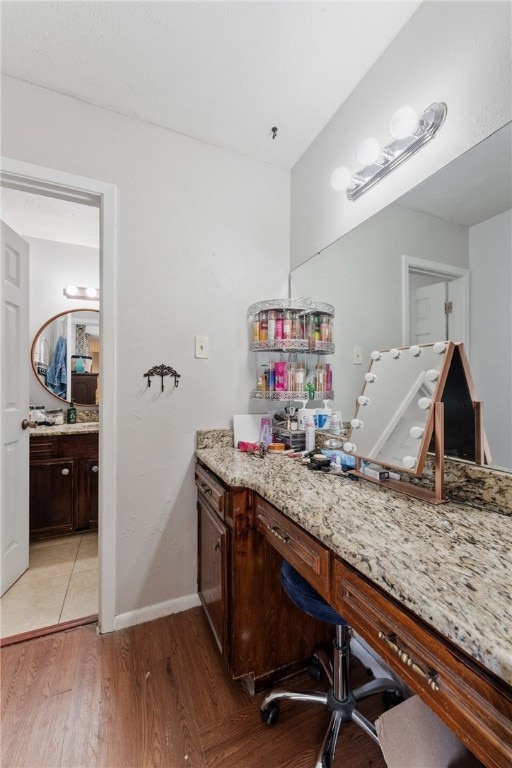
{"left": 344, "top": 341, "right": 490, "bottom": 503}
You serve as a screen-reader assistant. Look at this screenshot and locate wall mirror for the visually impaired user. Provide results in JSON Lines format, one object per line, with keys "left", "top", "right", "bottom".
{"left": 290, "top": 123, "right": 512, "bottom": 472}
{"left": 31, "top": 309, "right": 100, "bottom": 406}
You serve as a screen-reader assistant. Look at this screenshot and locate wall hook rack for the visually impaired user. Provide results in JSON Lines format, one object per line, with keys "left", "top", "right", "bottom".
{"left": 144, "top": 364, "right": 181, "bottom": 392}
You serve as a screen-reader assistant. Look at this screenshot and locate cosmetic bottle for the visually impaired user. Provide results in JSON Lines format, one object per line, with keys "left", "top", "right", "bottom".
{"left": 259, "top": 311, "right": 268, "bottom": 341}
{"left": 268, "top": 310, "right": 276, "bottom": 341}
{"left": 283, "top": 310, "right": 292, "bottom": 339}
{"left": 304, "top": 413, "right": 315, "bottom": 452}
{"left": 296, "top": 362, "right": 305, "bottom": 392}
{"left": 274, "top": 361, "right": 287, "bottom": 391}
{"left": 275, "top": 311, "right": 283, "bottom": 340}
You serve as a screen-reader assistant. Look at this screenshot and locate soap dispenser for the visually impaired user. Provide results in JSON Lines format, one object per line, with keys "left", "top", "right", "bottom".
{"left": 66, "top": 401, "right": 77, "bottom": 424}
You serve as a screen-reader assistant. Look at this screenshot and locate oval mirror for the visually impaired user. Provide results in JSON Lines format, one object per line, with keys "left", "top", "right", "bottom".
{"left": 31, "top": 309, "right": 100, "bottom": 406}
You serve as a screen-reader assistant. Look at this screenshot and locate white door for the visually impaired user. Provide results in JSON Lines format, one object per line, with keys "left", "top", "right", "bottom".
{"left": 409, "top": 281, "right": 447, "bottom": 344}
{"left": 1, "top": 221, "right": 30, "bottom": 595}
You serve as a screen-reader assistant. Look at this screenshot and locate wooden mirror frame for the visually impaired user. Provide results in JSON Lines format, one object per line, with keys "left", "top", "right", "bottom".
{"left": 31, "top": 308, "right": 100, "bottom": 407}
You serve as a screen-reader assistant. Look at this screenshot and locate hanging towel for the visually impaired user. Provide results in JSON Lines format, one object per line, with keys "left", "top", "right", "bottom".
{"left": 46, "top": 336, "right": 67, "bottom": 398}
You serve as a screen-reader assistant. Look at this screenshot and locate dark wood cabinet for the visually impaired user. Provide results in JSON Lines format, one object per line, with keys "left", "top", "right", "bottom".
{"left": 30, "top": 431, "right": 99, "bottom": 539}
{"left": 71, "top": 373, "right": 98, "bottom": 405}
{"left": 333, "top": 559, "right": 512, "bottom": 768}
{"left": 196, "top": 461, "right": 332, "bottom": 693}
{"left": 197, "top": 495, "right": 228, "bottom": 657}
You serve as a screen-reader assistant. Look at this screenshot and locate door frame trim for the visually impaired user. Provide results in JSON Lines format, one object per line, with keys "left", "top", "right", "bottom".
{"left": 401, "top": 255, "right": 470, "bottom": 349}
{"left": 1, "top": 156, "right": 117, "bottom": 634}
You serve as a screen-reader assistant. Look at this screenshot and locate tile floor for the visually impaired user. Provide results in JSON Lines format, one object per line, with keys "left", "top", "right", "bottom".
{"left": 0, "top": 531, "right": 98, "bottom": 639}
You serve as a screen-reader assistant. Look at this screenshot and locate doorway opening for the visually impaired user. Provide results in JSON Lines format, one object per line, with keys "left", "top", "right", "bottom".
{"left": 0, "top": 158, "right": 117, "bottom": 640}
{"left": 1, "top": 188, "right": 99, "bottom": 642}
{"left": 401, "top": 255, "right": 470, "bottom": 349}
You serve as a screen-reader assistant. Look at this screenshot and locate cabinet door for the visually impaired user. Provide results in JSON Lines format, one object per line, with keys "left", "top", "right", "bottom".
{"left": 76, "top": 458, "right": 99, "bottom": 530}
{"left": 30, "top": 459, "right": 74, "bottom": 538}
{"left": 197, "top": 495, "right": 228, "bottom": 659}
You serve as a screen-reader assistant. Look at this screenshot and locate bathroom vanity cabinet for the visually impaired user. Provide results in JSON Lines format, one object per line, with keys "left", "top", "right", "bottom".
{"left": 196, "top": 461, "right": 332, "bottom": 692}
{"left": 30, "top": 431, "right": 99, "bottom": 539}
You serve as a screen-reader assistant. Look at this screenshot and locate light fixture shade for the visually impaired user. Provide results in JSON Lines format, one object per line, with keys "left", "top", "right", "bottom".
{"left": 357, "top": 137, "right": 380, "bottom": 166}
{"left": 330, "top": 166, "right": 352, "bottom": 191}
{"left": 389, "top": 106, "right": 419, "bottom": 139}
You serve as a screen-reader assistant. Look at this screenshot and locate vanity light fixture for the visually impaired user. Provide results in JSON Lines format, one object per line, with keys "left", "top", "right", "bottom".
{"left": 64, "top": 285, "right": 100, "bottom": 301}
{"left": 331, "top": 102, "right": 447, "bottom": 201}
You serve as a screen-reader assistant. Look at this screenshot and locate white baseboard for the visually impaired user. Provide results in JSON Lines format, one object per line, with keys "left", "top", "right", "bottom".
{"left": 112, "top": 592, "right": 201, "bottom": 631}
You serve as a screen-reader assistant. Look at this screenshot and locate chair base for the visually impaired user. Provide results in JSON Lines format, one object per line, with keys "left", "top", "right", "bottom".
{"left": 260, "top": 625, "right": 405, "bottom": 768}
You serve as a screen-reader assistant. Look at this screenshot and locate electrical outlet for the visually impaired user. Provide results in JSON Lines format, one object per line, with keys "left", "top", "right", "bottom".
{"left": 353, "top": 346, "right": 363, "bottom": 365}
{"left": 195, "top": 336, "right": 209, "bottom": 359}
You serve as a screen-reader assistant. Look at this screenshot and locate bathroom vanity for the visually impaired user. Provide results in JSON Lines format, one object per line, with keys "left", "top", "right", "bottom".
{"left": 29, "top": 424, "right": 99, "bottom": 538}
{"left": 196, "top": 430, "right": 512, "bottom": 768}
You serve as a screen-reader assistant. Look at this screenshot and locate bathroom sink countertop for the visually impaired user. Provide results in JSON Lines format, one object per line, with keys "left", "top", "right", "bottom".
{"left": 196, "top": 438, "right": 512, "bottom": 687}
{"left": 30, "top": 422, "right": 99, "bottom": 436}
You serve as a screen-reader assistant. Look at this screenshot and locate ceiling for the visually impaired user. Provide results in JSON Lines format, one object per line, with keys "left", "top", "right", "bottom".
{"left": 1, "top": 0, "right": 422, "bottom": 170}
{"left": 0, "top": 188, "right": 100, "bottom": 248}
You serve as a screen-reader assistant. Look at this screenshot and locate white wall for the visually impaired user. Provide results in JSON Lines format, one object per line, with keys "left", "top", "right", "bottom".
{"left": 291, "top": 204, "right": 468, "bottom": 421}
{"left": 291, "top": 1, "right": 512, "bottom": 268}
{"left": 27, "top": 236, "right": 99, "bottom": 408}
{"left": 1, "top": 75, "right": 290, "bottom": 620}
{"left": 469, "top": 209, "right": 512, "bottom": 469}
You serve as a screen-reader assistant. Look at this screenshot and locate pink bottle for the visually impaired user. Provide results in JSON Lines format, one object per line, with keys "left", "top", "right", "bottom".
{"left": 274, "top": 361, "right": 287, "bottom": 391}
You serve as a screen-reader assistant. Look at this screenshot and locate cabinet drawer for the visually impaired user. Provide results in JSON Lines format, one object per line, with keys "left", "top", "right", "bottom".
{"left": 254, "top": 495, "right": 330, "bottom": 600}
{"left": 195, "top": 464, "right": 226, "bottom": 519}
{"left": 333, "top": 559, "right": 512, "bottom": 768}
{"left": 30, "top": 437, "right": 58, "bottom": 459}
{"left": 58, "top": 432, "right": 98, "bottom": 459}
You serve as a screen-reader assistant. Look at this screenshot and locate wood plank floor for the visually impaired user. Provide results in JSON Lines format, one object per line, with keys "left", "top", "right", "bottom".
{"left": 1, "top": 607, "right": 387, "bottom": 768}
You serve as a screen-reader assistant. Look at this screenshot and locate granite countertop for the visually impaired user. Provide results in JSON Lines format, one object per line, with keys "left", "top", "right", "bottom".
{"left": 30, "top": 422, "right": 99, "bottom": 436}
{"left": 196, "top": 440, "right": 512, "bottom": 687}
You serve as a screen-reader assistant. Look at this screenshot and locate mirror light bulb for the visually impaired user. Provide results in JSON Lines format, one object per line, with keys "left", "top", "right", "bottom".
{"left": 425, "top": 369, "right": 439, "bottom": 382}
{"left": 357, "top": 395, "right": 370, "bottom": 406}
{"left": 409, "top": 426, "right": 424, "bottom": 439}
{"left": 433, "top": 341, "right": 447, "bottom": 354}
{"left": 370, "top": 350, "right": 382, "bottom": 361}
{"left": 331, "top": 166, "right": 353, "bottom": 191}
{"left": 403, "top": 456, "right": 417, "bottom": 469}
{"left": 343, "top": 442, "right": 357, "bottom": 453}
{"left": 66, "top": 285, "right": 78, "bottom": 296}
{"left": 389, "top": 106, "right": 419, "bottom": 139}
{"left": 390, "top": 348, "right": 401, "bottom": 359}
{"left": 364, "top": 373, "right": 377, "bottom": 383}
{"left": 85, "top": 287, "right": 97, "bottom": 298}
{"left": 357, "top": 137, "right": 381, "bottom": 166}
{"left": 409, "top": 345, "right": 422, "bottom": 357}
{"left": 418, "top": 397, "right": 432, "bottom": 410}
{"left": 350, "top": 418, "right": 364, "bottom": 429}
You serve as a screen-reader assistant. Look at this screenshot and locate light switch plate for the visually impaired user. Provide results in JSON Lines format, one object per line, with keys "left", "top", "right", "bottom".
{"left": 195, "top": 335, "right": 209, "bottom": 359}
{"left": 353, "top": 345, "right": 363, "bottom": 365}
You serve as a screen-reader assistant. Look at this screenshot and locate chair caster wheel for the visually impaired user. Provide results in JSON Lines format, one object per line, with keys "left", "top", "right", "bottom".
{"left": 260, "top": 701, "right": 279, "bottom": 726}
{"left": 308, "top": 655, "right": 323, "bottom": 681}
{"left": 382, "top": 690, "right": 405, "bottom": 710}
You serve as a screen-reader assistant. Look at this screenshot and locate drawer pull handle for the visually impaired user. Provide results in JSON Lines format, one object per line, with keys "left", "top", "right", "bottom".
{"left": 214, "top": 539, "right": 221, "bottom": 551}
{"left": 61, "top": 468, "right": 70, "bottom": 476}
{"left": 199, "top": 481, "right": 212, "bottom": 495}
{"left": 269, "top": 525, "right": 290, "bottom": 544}
{"left": 378, "top": 631, "right": 439, "bottom": 691}
{"left": 92, "top": 465, "right": 99, "bottom": 473}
